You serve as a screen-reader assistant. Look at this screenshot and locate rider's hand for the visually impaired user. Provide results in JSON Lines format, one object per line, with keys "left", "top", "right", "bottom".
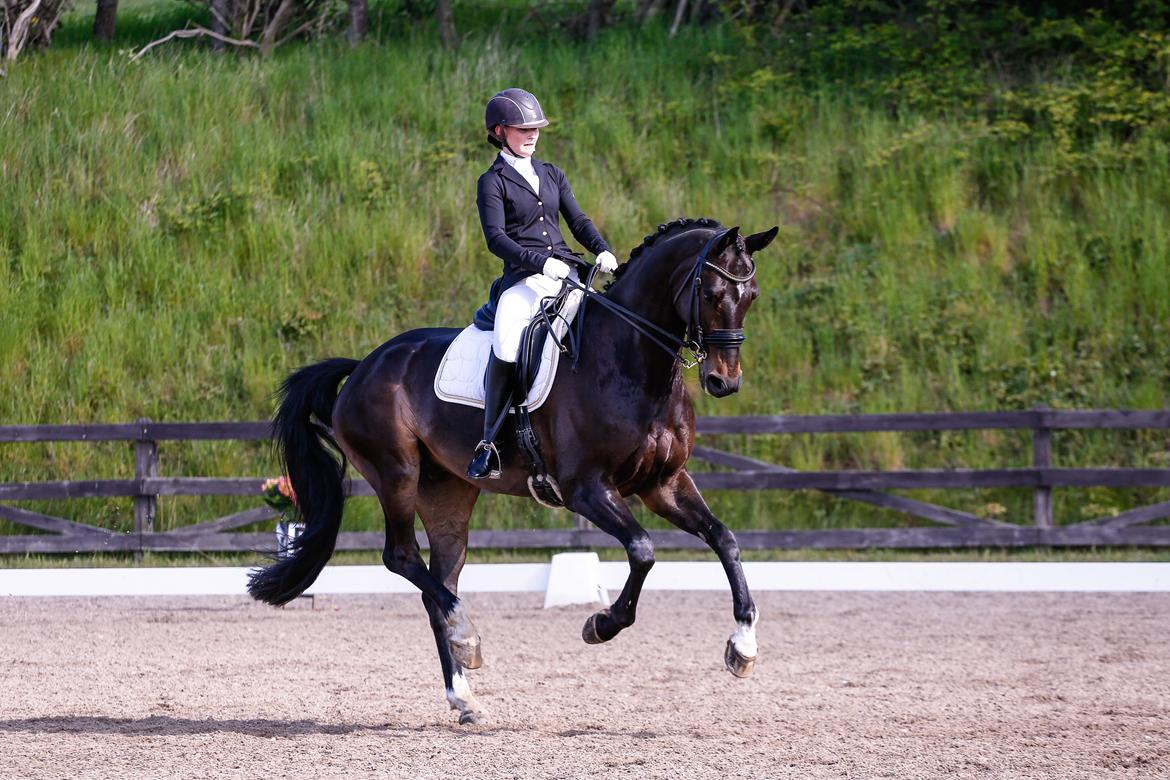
{"left": 542, "top": 257, "right": 571, "bottom": 281}
{"left": 596, "top": 251, "right": 618, "bottom": 273}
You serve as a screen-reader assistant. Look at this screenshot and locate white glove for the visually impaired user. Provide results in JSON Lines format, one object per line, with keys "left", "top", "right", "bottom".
{"left": 596, "top": 250, "right": 618, "bottom": 273}
{"left": 542, "top": 257, "right": 570, "bottom": 281}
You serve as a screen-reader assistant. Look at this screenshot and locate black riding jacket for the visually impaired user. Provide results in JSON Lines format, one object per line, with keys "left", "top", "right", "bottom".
{"left": 476, "top": 155, "right": 611, "bottom": 304}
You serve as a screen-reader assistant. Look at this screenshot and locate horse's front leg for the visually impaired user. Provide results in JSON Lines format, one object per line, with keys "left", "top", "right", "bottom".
{"left": 569, "top": 480, "right": 655, "bottom": 644}
{"left": 640, "top": 469, "right": 759, "bottom": 677}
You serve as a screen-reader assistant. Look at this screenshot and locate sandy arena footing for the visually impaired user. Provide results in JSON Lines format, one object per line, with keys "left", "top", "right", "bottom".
{"left": 1, "top": 590, "right": 1167, "bottom": 779}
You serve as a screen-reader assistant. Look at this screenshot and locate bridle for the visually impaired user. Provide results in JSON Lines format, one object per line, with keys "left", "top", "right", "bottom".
{"left": 556, "top": 228, "right": 757, "bottom": 370}
{"left": 678, "top": 228, "right": 756, "bottom": 362}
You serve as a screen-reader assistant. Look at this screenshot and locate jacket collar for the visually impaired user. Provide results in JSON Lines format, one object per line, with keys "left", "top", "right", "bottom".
{"left": 491, "top": 154, "right": 545, "bottom": 197}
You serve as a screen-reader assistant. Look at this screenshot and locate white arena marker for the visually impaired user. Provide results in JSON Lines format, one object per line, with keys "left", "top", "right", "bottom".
{"left": 543, "top": 552, "right": 610, "bottom": 608}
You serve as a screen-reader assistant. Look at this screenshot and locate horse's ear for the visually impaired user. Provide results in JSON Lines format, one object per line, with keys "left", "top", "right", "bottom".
{"left": 716, "top": 226, "right": 740, "bottom": 253}
{"left": 745, "top": 226, "right": 779, "bottom": 254}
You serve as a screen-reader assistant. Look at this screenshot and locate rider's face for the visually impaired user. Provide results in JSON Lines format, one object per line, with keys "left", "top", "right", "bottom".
{"left": 500, "top": 125, "right": 540, "bottom": 157}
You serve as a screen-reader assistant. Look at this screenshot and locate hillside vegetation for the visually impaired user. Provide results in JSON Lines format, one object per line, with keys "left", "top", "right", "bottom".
{"left": 2, "top": 1, "right": 1169, "bottom": 543}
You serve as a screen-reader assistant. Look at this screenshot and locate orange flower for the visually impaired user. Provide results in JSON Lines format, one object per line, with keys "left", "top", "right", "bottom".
{"left": 277, "top": 476, "right": 298, "bottom": 505}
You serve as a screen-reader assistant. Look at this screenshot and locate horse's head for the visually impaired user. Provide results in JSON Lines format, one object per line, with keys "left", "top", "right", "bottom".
{"left": 689, "top": 225, "right": 779, "bottom": 397}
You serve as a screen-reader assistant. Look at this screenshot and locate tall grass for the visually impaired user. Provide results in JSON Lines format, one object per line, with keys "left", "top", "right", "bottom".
{"left": 2, "top": 2, "right": 1168, "bottom": 548}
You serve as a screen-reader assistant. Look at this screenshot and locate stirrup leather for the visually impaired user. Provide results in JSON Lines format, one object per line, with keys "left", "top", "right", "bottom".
{"left": 468, "top": 440, "right": 502, "bottom": 480}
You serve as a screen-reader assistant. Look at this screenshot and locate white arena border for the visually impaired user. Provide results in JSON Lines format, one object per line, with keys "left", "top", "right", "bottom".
{"left": 2, "top": 559, "right": 1169, "bottom": 598}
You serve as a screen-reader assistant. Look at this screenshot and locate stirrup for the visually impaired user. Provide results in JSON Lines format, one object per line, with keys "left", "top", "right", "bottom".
{"left": 468, "top": 440, "right": 502, "bottom": 480}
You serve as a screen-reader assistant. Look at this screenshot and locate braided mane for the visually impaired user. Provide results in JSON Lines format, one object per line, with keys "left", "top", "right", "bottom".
{"left": 608, "top": 217, "right": 722, "bottom": 286}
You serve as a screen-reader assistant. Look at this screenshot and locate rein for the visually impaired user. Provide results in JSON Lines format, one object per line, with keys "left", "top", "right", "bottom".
{"left": 555, "top": 228, "right": 756, "bottom": 369}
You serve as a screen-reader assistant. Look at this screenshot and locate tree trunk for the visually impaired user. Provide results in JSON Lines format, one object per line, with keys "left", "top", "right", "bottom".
{"left": 435, "top": 0, "right": 456, "bottom": 49}
{"left": 347, "top": 0, "right": 367, "bottom": 46}
{"left": 587, "top": 0, "right": 612, "bottom": 40}
{"left": 209, "top": 0, "right": 228, "bottom": 52}
{"left": 93, "top": 0, "right": 118, "bottom": 41}
{"left": 259, "top": 0, "right": 296, "bottom": 56}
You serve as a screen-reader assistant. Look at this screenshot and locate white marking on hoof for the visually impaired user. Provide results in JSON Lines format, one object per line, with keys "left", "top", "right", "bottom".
{"left": 730, "top": 608, "right": 760, "bottom": 660}
{"left": 725, "top": 639, "right": 755, "bottom": 678}
{"left": 445, "top": 671, "right": 486, "bottom": 725}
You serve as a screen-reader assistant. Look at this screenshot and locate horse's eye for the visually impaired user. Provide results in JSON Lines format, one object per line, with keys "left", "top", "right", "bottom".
{"left": 703, "top": 288, "right": 718, "bottom": 305}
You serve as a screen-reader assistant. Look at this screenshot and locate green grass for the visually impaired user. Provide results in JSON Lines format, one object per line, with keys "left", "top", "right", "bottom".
{"left": 2, "top": 2, "right": 1169, "bottom": 559}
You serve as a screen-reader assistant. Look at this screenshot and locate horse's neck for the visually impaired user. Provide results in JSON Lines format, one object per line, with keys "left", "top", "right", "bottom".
{"left": 604, "top": 239, "right": 692, "bottom": 336}
{"left": 588, "top": 239, "right": 694, "bottom": 397}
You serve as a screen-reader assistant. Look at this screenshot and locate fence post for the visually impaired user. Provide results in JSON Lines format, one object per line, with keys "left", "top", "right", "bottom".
{"left": 134, "top": 417, "right": 158, "bottom": 561}
{"left": 574, "top": 512, "right": 591, "bottom": 548}
{"left": 1032, "top": 405, "right": 1052, "bottom": 530}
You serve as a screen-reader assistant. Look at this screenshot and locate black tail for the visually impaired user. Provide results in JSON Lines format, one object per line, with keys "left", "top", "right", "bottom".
{"left": 247, "top": 357, "right": 360, "bottom": 606}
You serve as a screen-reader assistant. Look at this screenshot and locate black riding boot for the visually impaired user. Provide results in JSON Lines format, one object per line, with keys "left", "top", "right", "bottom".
{"left": 466, "top": 354, "right": 516, "bottom": 479}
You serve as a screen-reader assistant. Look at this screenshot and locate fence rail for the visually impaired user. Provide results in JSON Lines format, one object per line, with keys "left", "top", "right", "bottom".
{"left": 2, "top": 410, "right": 1169, "bottom": 554}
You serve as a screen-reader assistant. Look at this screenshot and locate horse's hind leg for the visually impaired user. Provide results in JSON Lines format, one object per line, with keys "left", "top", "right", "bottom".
{"left": 417, "top": 471, "right": 485, "bottom": 725}
{"left": 351, "top": 436, "right": 479, "bottom": 674}
{"left": 378, "top": 483, "right": 481, "bottom": 670}
{"left": 640, "top": 469, "right": 759, "bottom": 678}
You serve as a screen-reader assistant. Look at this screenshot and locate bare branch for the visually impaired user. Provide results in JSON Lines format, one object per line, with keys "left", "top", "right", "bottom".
{"left": 668, "top": 0, "right": 687, "bottom": 38}
{"left": 259, "top": 0, "right": 296, "bottom": 55}
{"left": 208, "top": 2, "right": 231, "bottom": 31}
{"left": 5, "top": 0, "right": 43, "bottom": 61}
{"left": 272, "top": 17, "right": 315, "bottom": 49}
{"left": 129, "top": 25, "right": 259, "bottom": 61}
{"left": 635, "top": 0, "right": 664, "bottom": 25}
{"left": 243, "top": 0, "right": 263, "bottom": 41}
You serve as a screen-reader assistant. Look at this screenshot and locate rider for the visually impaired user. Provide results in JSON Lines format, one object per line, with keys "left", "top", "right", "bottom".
{"left": 467, "top": 87, "right": 619, "bottom": 480}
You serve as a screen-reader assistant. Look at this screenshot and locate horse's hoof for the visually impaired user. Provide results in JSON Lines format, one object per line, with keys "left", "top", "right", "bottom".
{"left": 445, "top": 603, "right": 482, "bottom": 669}
{"left": 582, "top": 610, "right": 611, "bottom": 645}
{"left": 450, "top": 637, "right": 482, "bottom": 670}
{"left": 458, "top": 709, "right": 485, "bottom": 726}
{"left": 724, "top": 638, "right": 756, "bottom": 678}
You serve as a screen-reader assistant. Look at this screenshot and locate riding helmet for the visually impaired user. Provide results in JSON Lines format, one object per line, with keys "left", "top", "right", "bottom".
{"left": 485, "top": 88, "right": 549, "bottom": 147}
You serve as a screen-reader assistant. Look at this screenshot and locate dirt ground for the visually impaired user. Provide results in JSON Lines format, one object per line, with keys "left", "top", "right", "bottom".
{"left": 1, "top": 589, "right": 1167, "bottom": 779}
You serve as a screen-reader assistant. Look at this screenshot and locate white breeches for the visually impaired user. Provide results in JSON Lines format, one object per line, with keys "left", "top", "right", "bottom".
{"left": 492, "top": 269, "right": 578, "bottom": 362}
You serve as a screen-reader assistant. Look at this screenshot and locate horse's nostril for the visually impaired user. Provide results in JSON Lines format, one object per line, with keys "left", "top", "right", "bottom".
{"left": 706, "top": 375, "right": 727, "bottom": 395}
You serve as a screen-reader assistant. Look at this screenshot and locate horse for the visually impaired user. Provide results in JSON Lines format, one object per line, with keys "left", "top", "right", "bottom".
{"left": 247, "top": 217, "right": 779, "bottom": 724}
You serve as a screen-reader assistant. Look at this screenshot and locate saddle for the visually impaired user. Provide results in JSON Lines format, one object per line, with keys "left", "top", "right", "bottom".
{"left": 434, "top": 283, "right": 586, "bottom": 509}
{"left": 433, "top": 286, "right": 583, "bottom": 412}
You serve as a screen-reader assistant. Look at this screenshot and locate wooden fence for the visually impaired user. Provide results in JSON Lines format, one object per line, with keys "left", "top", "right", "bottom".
{"left": 2, "top": 409, "right": 1169, "bottom": 555}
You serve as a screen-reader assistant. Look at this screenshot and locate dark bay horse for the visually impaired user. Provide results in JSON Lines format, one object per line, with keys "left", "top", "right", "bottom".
{"left": 248, "top": 217, "right": 779, "bottom": 724}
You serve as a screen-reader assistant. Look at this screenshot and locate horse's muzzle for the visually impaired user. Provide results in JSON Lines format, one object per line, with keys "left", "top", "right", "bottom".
{"left": 704, "top": 372, "right": 741, "bottom": 397}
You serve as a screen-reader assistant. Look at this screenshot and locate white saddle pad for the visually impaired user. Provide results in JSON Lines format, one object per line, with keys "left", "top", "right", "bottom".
{"left": 434, "top": 289, "right": 583, "bottom": 411}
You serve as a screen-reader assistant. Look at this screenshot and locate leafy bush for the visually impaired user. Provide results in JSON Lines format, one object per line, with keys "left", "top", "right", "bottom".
{"left": 722, "top": 1, "right": 1170, "bottom": 158}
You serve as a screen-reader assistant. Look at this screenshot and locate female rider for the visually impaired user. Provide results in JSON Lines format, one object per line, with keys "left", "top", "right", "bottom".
{"left": 467, "top": 88, "right": 618, "bottom": 479}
